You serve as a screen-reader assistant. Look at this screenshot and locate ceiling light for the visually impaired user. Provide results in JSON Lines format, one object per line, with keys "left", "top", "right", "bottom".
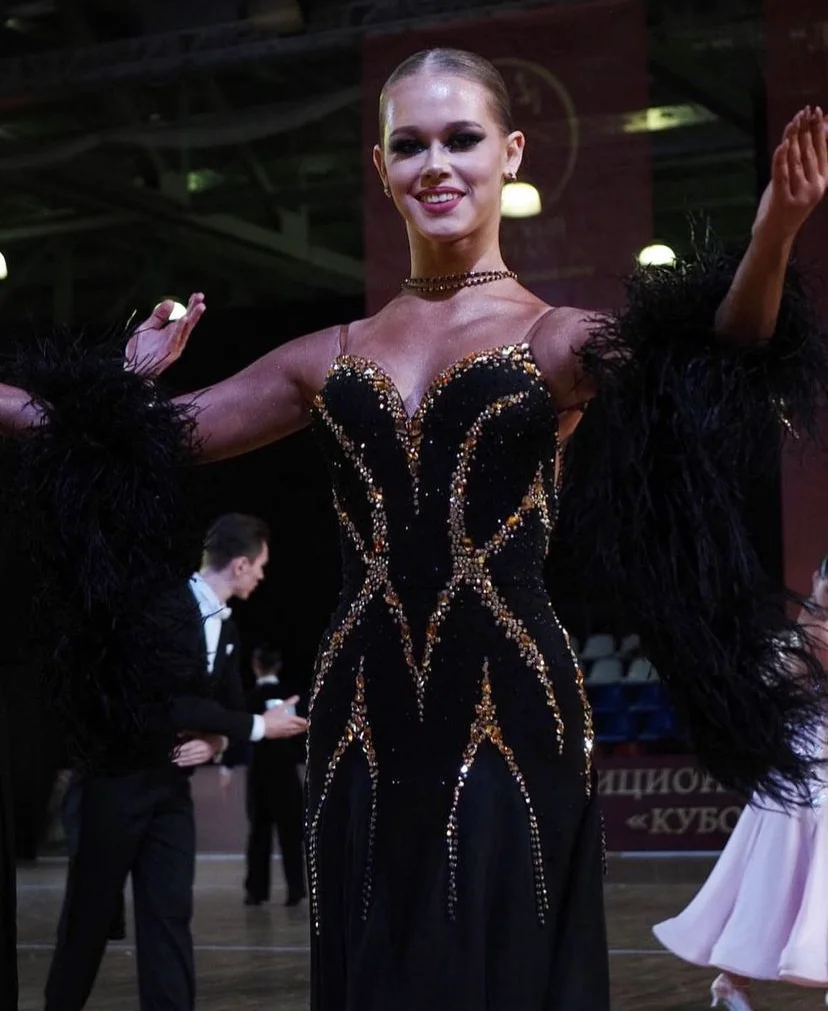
{"left": 637, "top": 243, "right": 677, "bottom": 267}
{"left": 623, "top": 104, "right": 717, "bottom": 134}
{"left": 501, "top": 182, "right": 542, "bottom": 219}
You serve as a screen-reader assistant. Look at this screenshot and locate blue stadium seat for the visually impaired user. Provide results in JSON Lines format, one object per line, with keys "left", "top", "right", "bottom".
{"left": 586, "top": 683, "right": 623, "bottom": 714}
{"left": 594, "top": 709, "right": 634, "bottom": 744}
{"left": 637, "top": 707, "right": 679, "bottom": 742}
{"left": 627, "top": 681, "right": 668, "bottom": 712}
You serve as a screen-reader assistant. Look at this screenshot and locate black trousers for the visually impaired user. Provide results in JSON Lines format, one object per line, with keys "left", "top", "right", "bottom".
{"left": 61, "top": 773, "right": 126, "bottom": 940}
{"left": 244, "top": 766, "right": 305, "bottom": 902}
{"left": 45, "top": 767, "right": 195, "bottom": 1011}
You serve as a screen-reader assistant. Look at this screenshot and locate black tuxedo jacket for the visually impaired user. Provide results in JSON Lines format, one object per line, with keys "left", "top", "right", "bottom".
{"left": 163, "top": 583, "right": 253, "bottom": 743}
{"left": 90, "top": 582, "right": 254, "bottom": 773}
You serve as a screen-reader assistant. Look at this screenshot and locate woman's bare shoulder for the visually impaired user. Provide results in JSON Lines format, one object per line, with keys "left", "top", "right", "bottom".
{"left": 291, "top": 307, "right": 408, "bottom": 394}
{"left": 537, "top": 304, "right": 604, "bottom": 346}
{"left": 531, "top": 304, "right": 607, "bottom": 410}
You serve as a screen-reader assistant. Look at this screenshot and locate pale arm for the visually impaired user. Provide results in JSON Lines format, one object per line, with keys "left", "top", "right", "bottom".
{"left": 0, "top": 383, "right": 43, "bottom": 433}
{"left": 172, "top": 324, "right": 341, "bottom": 463}
{"left": 127, "top": 291, "right": 342, "bottom": 462}
{"left": 714, "top": 108, "right": 828, "bottom": 345}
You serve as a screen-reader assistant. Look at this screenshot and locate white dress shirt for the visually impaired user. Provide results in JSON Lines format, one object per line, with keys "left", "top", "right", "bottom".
{"left": 188, "top": 573, "right": 264, "bottom": 742}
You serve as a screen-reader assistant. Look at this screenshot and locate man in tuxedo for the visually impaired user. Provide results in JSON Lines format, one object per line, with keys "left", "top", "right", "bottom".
{"left": 221, "top": 646, "right": 306, "bottom": 907}
{"left": 44, "top": 513, "right": 306, "bottom": 1011}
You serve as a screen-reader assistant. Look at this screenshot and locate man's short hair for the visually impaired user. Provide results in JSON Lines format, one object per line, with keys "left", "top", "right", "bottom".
{"left": 203, "top": 513, "right": 269, "bottom": 570}
{"left": 253, "top": 645, "right": 283, "bottom": 671}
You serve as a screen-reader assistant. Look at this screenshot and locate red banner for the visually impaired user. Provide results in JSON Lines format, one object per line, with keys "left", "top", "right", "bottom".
{"left": 766, "top": 1, "right": 828, "bottom": 596}
{"left": 362, "top": 0, "right": 651, "bottom": 314}
{"left": 598, "top": 755, "right": 745, "bottom": 852}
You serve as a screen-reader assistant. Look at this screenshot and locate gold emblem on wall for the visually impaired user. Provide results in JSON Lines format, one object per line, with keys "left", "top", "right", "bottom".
{"left": 493, "top": 57, "right": 580, "bottom": 210}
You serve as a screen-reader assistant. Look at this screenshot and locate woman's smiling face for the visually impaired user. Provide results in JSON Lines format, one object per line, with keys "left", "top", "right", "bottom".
{"left": 374, "top": 72, "right": 524, "bottom": 245}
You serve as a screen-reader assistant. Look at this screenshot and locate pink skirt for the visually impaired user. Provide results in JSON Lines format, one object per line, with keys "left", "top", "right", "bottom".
{"left": 653, "top": 792, "right": 828, "bottom": 986}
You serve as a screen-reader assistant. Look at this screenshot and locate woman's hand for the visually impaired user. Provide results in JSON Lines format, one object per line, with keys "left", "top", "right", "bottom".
{"left": 125, "top": 292, "right": 206, "bottom": 377}
{"left": 715, "top": 108, "right": 828, "bottom": 344}
{"left": 753, "top": 107, "right": 828, "bottom": 245}
{"left": 810, "top": 567, "right": 828, "bottom": 612}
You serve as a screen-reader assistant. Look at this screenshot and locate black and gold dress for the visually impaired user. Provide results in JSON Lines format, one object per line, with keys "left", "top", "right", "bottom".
{"left": 308, "top": 340, "right": 607, "bottom": 1010}
{"left": 4, "top": 243, "right": 826, "bottom": 1011}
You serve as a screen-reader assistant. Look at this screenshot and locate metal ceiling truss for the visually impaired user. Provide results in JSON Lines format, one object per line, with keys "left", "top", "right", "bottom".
{"left": 0, "top": 0, "right": 777, "bottom": 318}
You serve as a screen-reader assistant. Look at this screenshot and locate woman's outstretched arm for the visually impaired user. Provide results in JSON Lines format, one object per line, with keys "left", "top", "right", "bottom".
{"left": 715, "top": 107, "right": 828, "bottom": 344}
{"left": 127, "top": 290, "right": 343, "bottom": 461}
{"left": 532, "top": 106, "right": 828, "bottom": 414}
{"left": 173, "top": 324, "right": 341, "bottom": 462}
{"left": 0, "top": 293, "right": 206, "bottom": 435}
{"left": 0, "top": 289, "right": 341, "bottom": 461}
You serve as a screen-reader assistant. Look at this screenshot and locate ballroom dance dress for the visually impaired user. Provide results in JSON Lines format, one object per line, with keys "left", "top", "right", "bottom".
{"left": 2, "top": 238, "right": 828, "bottom": 1011}
{"left": 654, "top": 736, "right": 828, "bottom": 987}
{"left": 307, "top": 340, "right": 605, "bottom": 1010}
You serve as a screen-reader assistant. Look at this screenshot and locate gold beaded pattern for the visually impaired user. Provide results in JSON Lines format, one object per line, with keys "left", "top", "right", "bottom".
{"left": 434, "top": 391, "right": 565, "bottom": 750}
{"left": 482, "top": 462, "right": 550, "bottom": 558}
{"left": 307, "top": 403, "right": 391, "bottom": 718}
{"left": 568, "top": 631, "right": 594, "bottom": 795}
{"left": 310, "top": 398, "right": 421, "bottom": 715}
{"left": 307, "top": 658, "right": 378, "bottom": 935}
{"left": 328, "top": 344, "right": 539, "bottom": 514}
{"left": 309, "top": 342, "right": 596, "bottom": 928}
{"left": 325, "top": 356, "right": 422, "bottom": 509}
{"left": 313, "top": 344, "right": 587, "bottom": 736}
{"left": 446, "top": 661, "right": 549, "bottom": 922}
{"left": 548, "top": 445, "right": 595, "bottom": 791}
{"left": 316, "top": 356, "right": 570, "bottom": 733}
{"left": 331, "top": 490, "right": 365, "bottom": 554}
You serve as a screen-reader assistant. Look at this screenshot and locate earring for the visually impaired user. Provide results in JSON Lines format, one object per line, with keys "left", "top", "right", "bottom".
{"left": 504, "top": 171, "right": 517, "bottom": 184}
{"left": 383, "top": 185, "right": 391, "bottom": 198}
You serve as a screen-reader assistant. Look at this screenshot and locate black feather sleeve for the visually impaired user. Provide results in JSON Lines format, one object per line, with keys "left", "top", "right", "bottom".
{"left": 0, "top": 333, "right": 204, "bottom": 770}
{"left": 559, "top": 235, "right": 828, "bottom": 806}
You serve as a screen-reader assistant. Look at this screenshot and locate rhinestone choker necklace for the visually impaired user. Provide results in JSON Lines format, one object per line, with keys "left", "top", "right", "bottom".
{"left": 401, "top": 269, "right": 518, "bottom": 293}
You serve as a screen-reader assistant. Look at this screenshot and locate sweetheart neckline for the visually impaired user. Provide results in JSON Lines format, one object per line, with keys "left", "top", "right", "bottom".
{"left": 316, "top": 342, "right": 552, "bottom": 425}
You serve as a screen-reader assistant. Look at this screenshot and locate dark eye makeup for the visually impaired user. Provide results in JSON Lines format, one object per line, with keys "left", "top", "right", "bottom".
{"left": 388, "top": 131, "right": 486, "bottom": 156}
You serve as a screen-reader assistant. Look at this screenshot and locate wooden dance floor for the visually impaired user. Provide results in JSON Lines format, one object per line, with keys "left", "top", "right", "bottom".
{"left": 15, "top": 854, "right": 822, "bottom": 1010}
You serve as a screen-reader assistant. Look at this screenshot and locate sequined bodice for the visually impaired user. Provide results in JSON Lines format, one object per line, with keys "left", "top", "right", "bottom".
{"left": 312, "top": 343, "right": 559, "bottom": 594}
{"left": 306, "top": 342, "right": 593, "bottom": 936}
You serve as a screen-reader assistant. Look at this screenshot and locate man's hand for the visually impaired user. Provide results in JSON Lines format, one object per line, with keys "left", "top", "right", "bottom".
{"left": 173, "top": 733, "right": 226, "bottom": 768}
{"left": 262, "top": 697, "right": 307, "bottom": 739}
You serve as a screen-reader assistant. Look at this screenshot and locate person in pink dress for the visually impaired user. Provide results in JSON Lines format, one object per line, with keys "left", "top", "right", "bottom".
{"left": 653, "top": 562, "right": 828, "bottom": 1010}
